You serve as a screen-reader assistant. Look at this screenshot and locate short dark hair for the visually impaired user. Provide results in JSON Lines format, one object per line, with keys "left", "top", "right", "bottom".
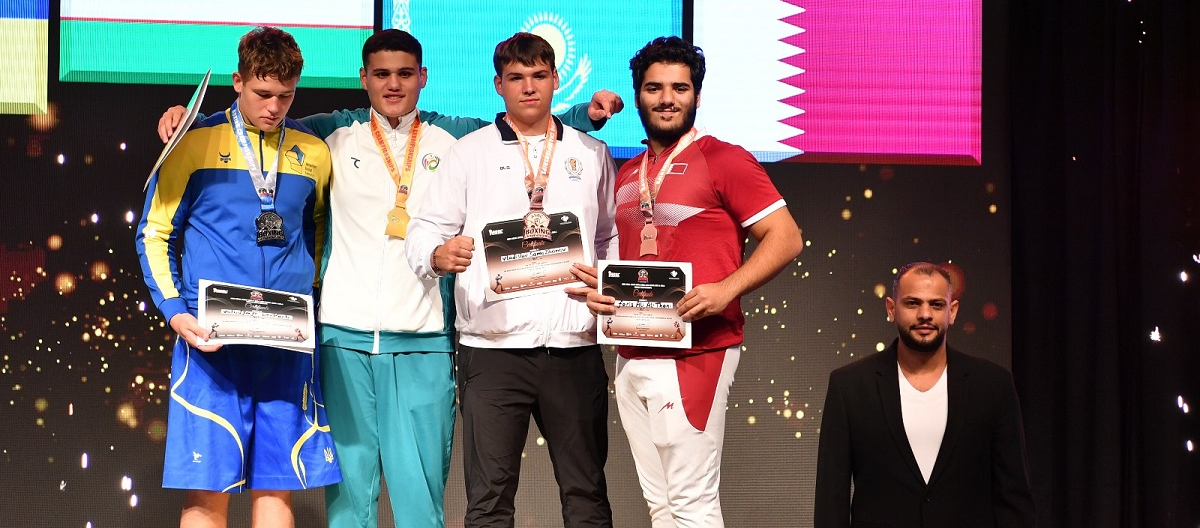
{"left": 237, "top": 26, "right": 303, "bottom": 82}
{"left": 629, "top": 36, "right": 706, "bottom": 93}
{"left": 892, "top": 262, "right": 954, "bottom": 299}
{"left": 362, "top": 29, "right": 422, "bottom": 67}
{"left": 493, "top": 32, "right": 555, "bottom": 76}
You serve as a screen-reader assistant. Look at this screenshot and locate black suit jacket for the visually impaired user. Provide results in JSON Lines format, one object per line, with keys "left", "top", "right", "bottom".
{"left": 814, "top": 340, "right": 1035, "bottom": 528}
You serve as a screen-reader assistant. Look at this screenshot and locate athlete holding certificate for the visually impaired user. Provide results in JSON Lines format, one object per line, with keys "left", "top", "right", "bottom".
{"left": 579, "top": 37, "right": 804, "bottom": 527}
{"left": 405, "top": 32, "right": 618, "bottom": 528}
{"left": 135, "top": 27, "right": 340, "bottom": 527}
{"left": 596, "top": 260, "right": 692, "bottom": 349}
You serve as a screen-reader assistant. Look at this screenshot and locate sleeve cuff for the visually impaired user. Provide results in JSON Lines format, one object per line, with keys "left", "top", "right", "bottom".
{"left": 158, "top": 297, "right": 189, "bottom": 323}
{"left": 741, "top": 199, "right": 787, "bottom": 228}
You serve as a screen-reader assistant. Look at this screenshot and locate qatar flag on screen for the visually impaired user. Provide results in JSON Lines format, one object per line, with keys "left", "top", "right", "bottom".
{"left": 693, "top": 0, "right": 982, "bottom": 165}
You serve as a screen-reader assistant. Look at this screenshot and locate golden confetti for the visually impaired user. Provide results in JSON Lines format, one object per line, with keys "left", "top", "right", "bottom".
{"left": 116, "top": 402, "right": 138, "bottom": 429}
{"left": 55, "top": 273, "right": 76, "bottom": 294}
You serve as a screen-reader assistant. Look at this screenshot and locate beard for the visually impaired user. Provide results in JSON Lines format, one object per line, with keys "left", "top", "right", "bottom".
{"left": 897, "top": 324, "right": 946, "bottom": 354}
{"left": 638, "top": 101, "right": 698, "bottom": 147}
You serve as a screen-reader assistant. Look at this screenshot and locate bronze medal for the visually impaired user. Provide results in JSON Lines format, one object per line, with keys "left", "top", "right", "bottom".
{"left": 503, "top": 114, "right": 559, "bottom": 250}
{"left": 637, "top": 128, "right": 699, "bottom": 258}
{"left": 522, "top": 209, "right": 552, "bottom": 248}
{"left": 639, "top": 222, "right": 658, "bottom": 257}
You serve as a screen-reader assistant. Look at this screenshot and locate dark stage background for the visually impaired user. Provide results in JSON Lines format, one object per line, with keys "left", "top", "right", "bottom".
{"left": 1009, "top": 1, "right": 1200, "bottom": 527}
{"left": 1, "top": 1, "right": 1197, "bottom": 527}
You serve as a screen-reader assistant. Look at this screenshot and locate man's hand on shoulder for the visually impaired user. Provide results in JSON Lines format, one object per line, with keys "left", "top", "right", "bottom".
{"left": 588, "top": 90, "right": 624, "bottom": 120}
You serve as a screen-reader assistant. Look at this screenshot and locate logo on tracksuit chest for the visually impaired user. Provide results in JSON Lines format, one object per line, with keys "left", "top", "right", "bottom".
{"left": 422, "top": 153, "right": 440, "bottom": 171}
{"left": 565, "top": 157, "right": 584, "bottom": 181}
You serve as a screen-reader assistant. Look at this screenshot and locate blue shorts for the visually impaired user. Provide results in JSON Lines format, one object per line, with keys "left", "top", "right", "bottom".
{"left": 162, "top": 339, "right": 342, "bottom": 492}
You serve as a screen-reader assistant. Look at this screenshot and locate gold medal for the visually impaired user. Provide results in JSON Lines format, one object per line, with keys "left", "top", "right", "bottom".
{"left": 372, "top": 113, "right": 422, "bottom": 238}
{"left": 385, "top": 205, "right": 410, "bottom": 238}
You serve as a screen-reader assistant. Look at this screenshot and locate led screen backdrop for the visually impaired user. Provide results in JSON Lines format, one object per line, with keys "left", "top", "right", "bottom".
{"left": 0, "top": 0, "right": 49, "bottom": 114}
{"left": 382, "top": 0, "right": 684, "bottom": 159}
{"left": 59, "top": 0, "right": 372, "bottom": 88}
{"left": 1, "top": 2, "right": 1010, "bottom": 526}
{"left": 694, "top": 0, "right": 982, "bottom": 164}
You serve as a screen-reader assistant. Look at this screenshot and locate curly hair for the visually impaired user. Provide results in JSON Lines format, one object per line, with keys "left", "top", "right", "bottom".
{"left": 629, "top": 36, "right": 705, "bottom": 92}
{"left": 237, "top": 26, "right": 304, "bottom": 82}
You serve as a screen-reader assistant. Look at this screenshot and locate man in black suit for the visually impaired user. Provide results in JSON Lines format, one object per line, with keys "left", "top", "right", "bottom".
{"left": 814, "top": 262, "right": 1035, "bottom": 527}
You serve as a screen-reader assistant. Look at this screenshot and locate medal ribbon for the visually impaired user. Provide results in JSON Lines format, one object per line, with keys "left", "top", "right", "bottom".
{"left": 230, "top": 99, "right": 286, "bottom": 213}
{"left": 504, "top": 115, "right": 558, "bottom": 213}
{"left": 371, "top": 112, "right": 423, "bottom": 214}
{"left": 637, "top": 127, "right": 698, "bottom": 228}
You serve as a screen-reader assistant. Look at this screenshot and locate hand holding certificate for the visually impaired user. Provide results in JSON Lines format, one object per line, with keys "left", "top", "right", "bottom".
{"left": 197, "top": 279, "right": 316, "bottom": 353}
{"left": 596, "top": 260, "right": 692, "bottom": 349}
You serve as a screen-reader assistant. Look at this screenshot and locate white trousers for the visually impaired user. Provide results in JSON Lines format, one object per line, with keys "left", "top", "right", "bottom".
{"left": 615, "top": 347, "right": 740, "bottom": 528}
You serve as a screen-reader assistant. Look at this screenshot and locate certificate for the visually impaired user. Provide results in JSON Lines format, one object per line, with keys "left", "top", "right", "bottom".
{"left": 597, "top": 260, "right": 692, "bottom": 349}
{"left": 145, "top": 69, "right": 211, "bottom": 190}
{"left": 197, "top": 279, "right": 315, "bottom": 353}
{"left": 481, "top": 211, "right": 590, "bottom": 300}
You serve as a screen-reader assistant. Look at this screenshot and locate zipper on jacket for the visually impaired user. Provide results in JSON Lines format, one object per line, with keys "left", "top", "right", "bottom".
{"left": 371, "top": 126, "right": 400, "bottom": 354}
{"left": 371, "top": 237, "right": 388, "bottom": 355}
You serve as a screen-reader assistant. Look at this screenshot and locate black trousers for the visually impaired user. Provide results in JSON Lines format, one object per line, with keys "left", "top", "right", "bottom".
{"left": 458, "top": 344, "right": 613, "bottom": 528}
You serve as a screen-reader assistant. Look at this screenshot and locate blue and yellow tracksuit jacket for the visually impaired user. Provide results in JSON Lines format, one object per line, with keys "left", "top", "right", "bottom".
{"left": 136, "top": 109, "right": 331, "bottom": 321}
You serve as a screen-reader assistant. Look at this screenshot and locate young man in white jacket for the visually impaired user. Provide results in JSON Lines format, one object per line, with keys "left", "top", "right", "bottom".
{"left": 405, "top": 32, "right": 619, "bottom": 528}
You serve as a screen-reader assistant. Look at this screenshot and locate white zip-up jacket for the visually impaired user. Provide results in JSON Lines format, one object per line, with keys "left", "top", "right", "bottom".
{"left": 314, "top": 108, "right": 458, "bottom": 353}
{"left": 405, "top": 115, "right": 619, "bottom": 349}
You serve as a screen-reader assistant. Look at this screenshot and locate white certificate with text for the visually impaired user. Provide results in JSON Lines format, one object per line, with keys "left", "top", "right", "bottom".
{"left": 197, "top": 279, "right": 315, "bottom": 353}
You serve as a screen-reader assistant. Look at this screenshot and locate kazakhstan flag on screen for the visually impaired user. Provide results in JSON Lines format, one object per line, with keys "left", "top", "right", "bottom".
{"left": 382, "top": 0, "right": 683, "bottom": 157}
{"left": 0, "top": 0, "right": 49, "bottom": 115}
